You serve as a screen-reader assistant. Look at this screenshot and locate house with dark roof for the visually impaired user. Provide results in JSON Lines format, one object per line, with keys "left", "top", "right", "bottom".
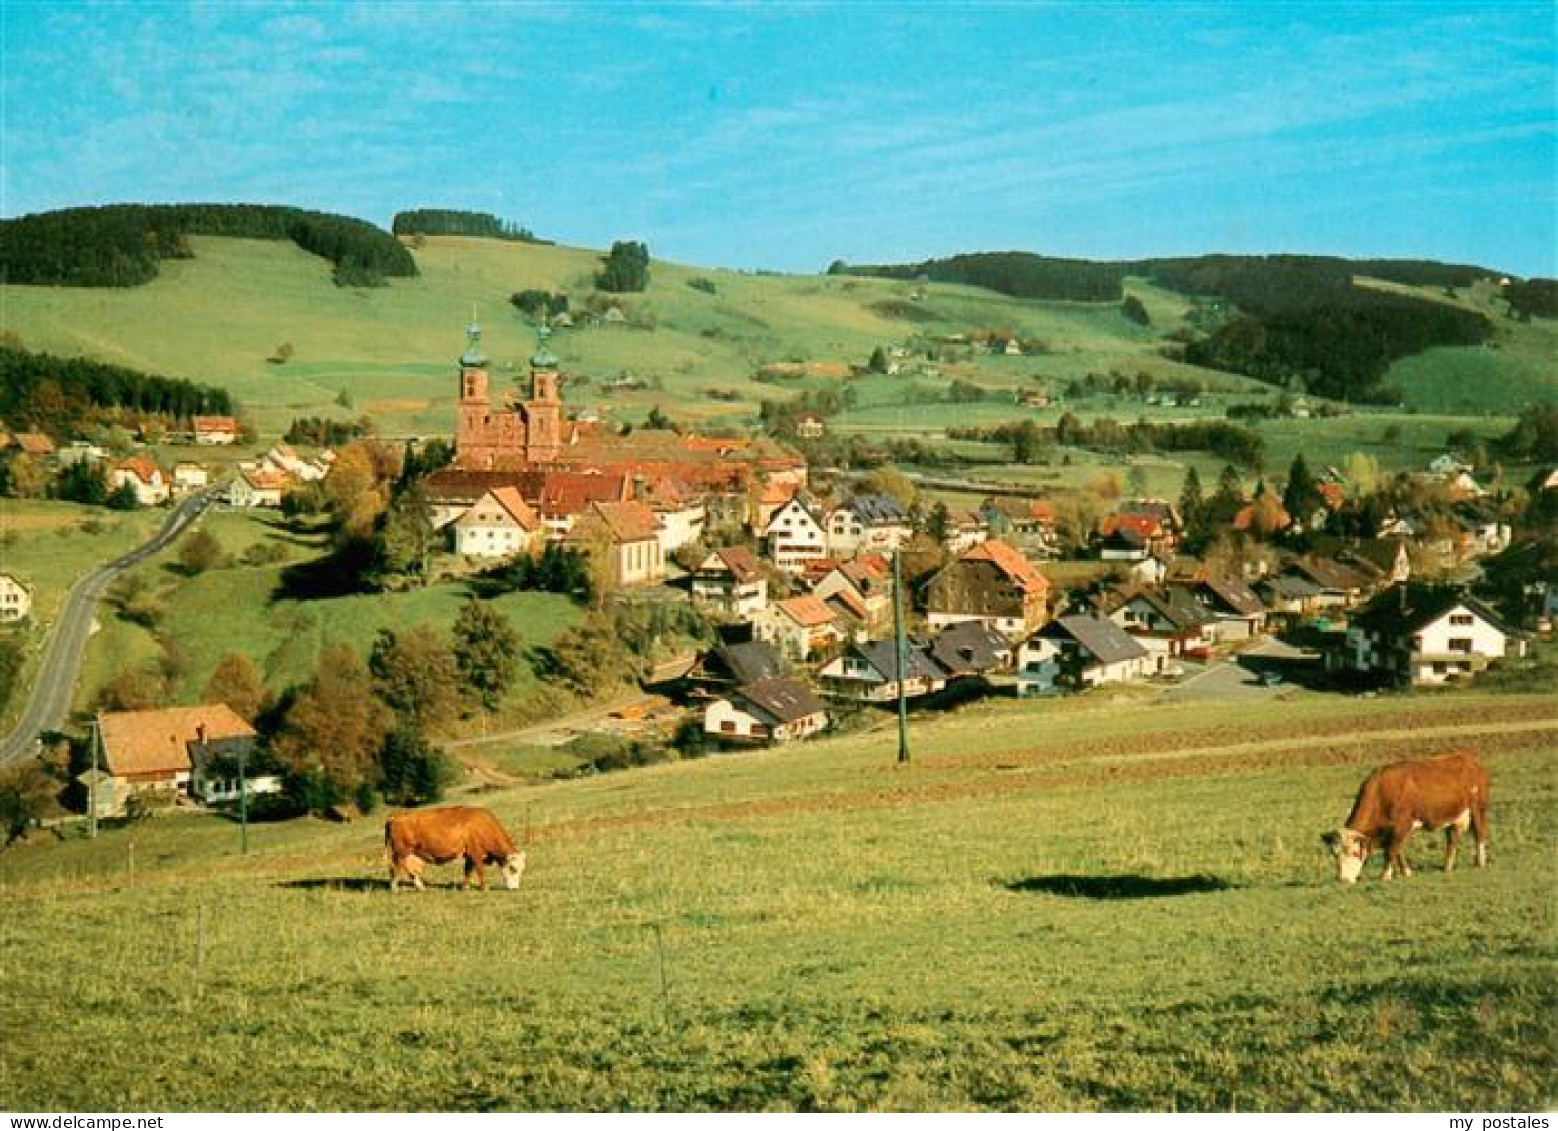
{"left": 824, "top": 494, "right": 911, "bottom": 559}
{"left": 1340, "top": 584, "right": 1522, "bottom": 687}
{"left": 691, "top": 546, "right": 769, "bottom": 618}
{"left": 928, "top": 620, "right": 1013, "bottom": 679}
{"left": 925, "top": 539, "right": 1050, "bottom": 636}
{"left": 1018, "top": 614, "right": 1151, "bottom": 690}
{"left": 1101, "top": 586, "right": 1218, "bottom": 662}
{"left": 1169, "top": 575, "right": 1269, "bottom": 641}
{"left": 1283, "top": 556, "right": 1376, "bottom": 610}
{"left": 684, "top": 641, "right": 787, "bottom": 701}
{"left": 817, "top": 639, "right": 947, "bottom": 703}
{"left": 704, "top": 677, "right": 829, "bottom": 745}
{"left": 1258, "top": 574, "right": 1324, "bottom": 619}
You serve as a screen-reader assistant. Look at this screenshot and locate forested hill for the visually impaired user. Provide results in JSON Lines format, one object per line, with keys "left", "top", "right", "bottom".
{"left": 0, "top": 204, "right": 416, "bottom": 288}
{"left": 391, "top": 208, "right": 544, "bottom": 243}
{"left": 831, "top": 251, "right": 1504, "bottom": 403}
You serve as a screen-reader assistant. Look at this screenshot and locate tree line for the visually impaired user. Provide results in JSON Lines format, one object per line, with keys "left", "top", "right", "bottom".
{"left": 949, "top": 415, "right": 1265, "bottom": 469}
{"left": 831, "top": 251, "right": 1498, "bottom": 402}
{"left": 0, "top": 204, "right": 416, "bottom": 287}
{"left": 392, "top": 209, "right": 540, "bottom": 242}
{"left": 0, "top": 343, "right": 234, "bottom": 433}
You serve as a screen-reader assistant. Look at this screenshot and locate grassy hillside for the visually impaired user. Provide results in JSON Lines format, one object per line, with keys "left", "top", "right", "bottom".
{"left": 0, "top": 236, "right": 1266, "bottom": 438}
{"left": 66, "top": 509, "right": 582, "bottom": 722}
{"left": 1, "top": 690, "right": 1552, "bottom": 1110}
{"left": 1, "top": 235, "right": 1545, "bottom": 480}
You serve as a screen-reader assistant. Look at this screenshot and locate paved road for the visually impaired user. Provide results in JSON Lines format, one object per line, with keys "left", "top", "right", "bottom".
{"left": 0, "top": 489, "right": 218, "bottom": 766}
{"left": 1160, "top": 635, "right": 1322, "bottom": 702}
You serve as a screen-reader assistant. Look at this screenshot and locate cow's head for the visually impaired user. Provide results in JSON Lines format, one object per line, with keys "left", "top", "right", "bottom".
{"left": 500, "top": 850, "right": 527, "bottom": 891}
{"left": 1321, "top": 829, "right": 1370, "bottom": 884}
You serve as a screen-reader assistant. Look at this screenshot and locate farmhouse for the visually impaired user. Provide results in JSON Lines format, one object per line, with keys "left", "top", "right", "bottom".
{"left": 0, "top": 573, "right": 32, "bottom": 622}
{"left": 228, "top": 467, "right": 291, "bottom": 508}
{"left": 192, "top": 415, "right": 240, "bottom": 445}
{"left": 704, "top": 677, "right": 829, "bottom": 746}
{"left": 453, "top": 486, "right": 542, "bottom": 559}
{"left": 1341, "top": 584, "right": 1521, "bottom": 687}
{"left": 107, "top": 456, "right": 169, "bottom": 506}
{"left": 925, "top": 539, "right": 1050, "bottom": 636}
{"left": 96, "top": 704, "right": 260, "bottom": 810}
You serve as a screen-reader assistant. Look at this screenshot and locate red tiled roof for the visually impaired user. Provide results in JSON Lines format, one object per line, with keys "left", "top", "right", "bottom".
{"left": 777, "top": 594, "right": 837, "bottom": 628}
{"left": 959, "top": 538, "right": 1049, "bottom": 594}
{"left": 13, "top": 432, "right": 55, "bottom": 456}
{"left": 99, "top": 704, "right": 254, "bottom": 779}
{"left": 113, "top": 456, "right": 163, "bottom": 485}
{"left": 1100, "top": 513, "right": 1162, "bottom": 540}
{"left": 488, "top": 487, "right": 540, "bottom": 531}
{"left": 193, "top": 415, "right": 238, "bottom": 433}
{"left": 712, "top": 546, "right": 763, "bottom": 582}
{"left": 586, "top": 501, "right": 661, "bottom": 543}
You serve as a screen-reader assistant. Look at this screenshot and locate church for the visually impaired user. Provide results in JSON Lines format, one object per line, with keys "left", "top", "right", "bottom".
{"left": 453, "top": 317, "right": 565, "bottom": 469}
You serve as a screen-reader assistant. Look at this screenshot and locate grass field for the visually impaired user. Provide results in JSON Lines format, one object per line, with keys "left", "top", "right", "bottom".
{"left": 1, "top": 690, "right": 1552, "bottom": 1111}
{"left": 67, "top": 508, "right": 583, "bottom": 722}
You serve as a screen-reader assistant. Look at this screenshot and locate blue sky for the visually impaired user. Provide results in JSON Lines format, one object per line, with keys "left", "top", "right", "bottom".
{"left": 4, "top": 2, "right": 1554, "bottom": 276}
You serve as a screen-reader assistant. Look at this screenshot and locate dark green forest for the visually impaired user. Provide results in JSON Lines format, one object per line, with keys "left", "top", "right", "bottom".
{"left": 1502, "top": 278, "right": 1558, "bottom": 321}
{"left": 833, "top": 251, "right": 1499, "bottom": 402}
{"left": 391, "top": 209, "right": 540, "bottom": 242}
{"left": 0, "top": 343, "right": 234, "bottom": 433}
{"left": 0, "top": 204, "right": 417, "bottom": 288}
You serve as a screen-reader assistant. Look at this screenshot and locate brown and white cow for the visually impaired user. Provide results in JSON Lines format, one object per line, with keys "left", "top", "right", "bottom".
{"left": 1322, "top": 749, "right": 1489, "bottom": 884}
{"left": 385, "top": 806, "right": 527, "bottom": 892}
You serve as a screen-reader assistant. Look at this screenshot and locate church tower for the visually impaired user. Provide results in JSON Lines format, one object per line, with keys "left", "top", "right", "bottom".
{"left": 525, "top": 324, "right": 563, "bottom": 463}
{"left": 456, "top": 315, "right": 495, "bottom": 465}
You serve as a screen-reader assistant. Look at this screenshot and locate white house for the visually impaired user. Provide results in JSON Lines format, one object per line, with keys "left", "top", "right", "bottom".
{"left": 1019, "top": 615, "right": 1152, "bottom": 690}
{"left": 172, "top": 461, "right": 210, "bottom": 496}
{"left": 228, "top": 468, "right": 291, "bottom": 508}
{"left": 704, "top": 678, "right": 829, "bottom": 746}
{"left": 691, "top": 546, "right": 769, "bottom": 618}
{"left": 817, "top": 639, "right": 947, "bottom": 703}
{"left": 107, "top": 457, "right": 169, "bottom": 506}
{"left": 824, "top": 494, "right": 912, "bottom": 559}
{"left": 764, "top": 495, "right": 828, "bottom": 575}
{"left": 0, "top": 573, "right": 32, "bottom": 622}
{"left": 754, "top": 594, "right": 845, "bottom": 661}
{"left": 192, "top": 415, "right": 240, "bottom": 445}
{"left": 1342, "top": 584, "right": 1520, "bottom": 687}
{"left": 453, "top": 487, "right": 542, "bottom": 559}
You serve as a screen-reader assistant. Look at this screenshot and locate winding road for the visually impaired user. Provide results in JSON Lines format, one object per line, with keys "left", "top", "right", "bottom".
{"left": 0, "top": 488, "right": 217, "bottom": 766}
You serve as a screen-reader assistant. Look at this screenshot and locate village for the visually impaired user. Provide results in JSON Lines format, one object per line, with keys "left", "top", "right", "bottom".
{"left": 1, "top": 315, "right": 1550, "bottom": 821}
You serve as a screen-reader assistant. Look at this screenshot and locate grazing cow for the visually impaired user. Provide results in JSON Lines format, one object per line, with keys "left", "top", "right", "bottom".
{"left": 1321, "top": 750, "right": 1489, "bottom": 884}
{"left": 385, "top": 806, "right": 527, "bottom": 892}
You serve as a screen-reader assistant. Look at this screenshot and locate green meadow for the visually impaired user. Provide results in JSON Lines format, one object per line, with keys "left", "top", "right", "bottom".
{"left": 0, "top": 690, "right": 1552, "bottom": 1111}
{"left": 67, "top": 508, "right": 582, "bottom": 721}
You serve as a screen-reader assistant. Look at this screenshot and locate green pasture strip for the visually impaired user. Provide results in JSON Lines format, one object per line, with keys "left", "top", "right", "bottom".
{"left": 0, "top": 698, "right": 1549, "bottom": 1110}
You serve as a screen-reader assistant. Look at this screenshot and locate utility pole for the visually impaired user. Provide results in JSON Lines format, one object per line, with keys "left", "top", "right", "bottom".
{"left": 238, "top": 742, "right": 249, "bottom": 856}
{"left": 89, "top": 717, "right": 99, "bottom": 839}
{"left": 893, "top": 547, "right": 911, "bottom": 765}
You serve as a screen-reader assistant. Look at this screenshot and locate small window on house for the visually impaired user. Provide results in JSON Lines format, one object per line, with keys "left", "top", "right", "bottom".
{"left": 1448, "top": 638, "right": 1473, "bottom": 653}
{"left": 1449, "top": 613, "right": 1474, "bottom": 626}
{"left": 720, "top": 721, "right": 737, "bottom": 734}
